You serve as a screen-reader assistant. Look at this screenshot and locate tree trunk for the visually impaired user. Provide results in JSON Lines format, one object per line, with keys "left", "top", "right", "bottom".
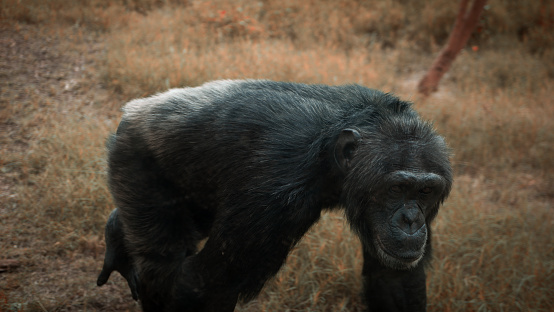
{"left": 418, "top": 0, "right": 487, "bottom": 96}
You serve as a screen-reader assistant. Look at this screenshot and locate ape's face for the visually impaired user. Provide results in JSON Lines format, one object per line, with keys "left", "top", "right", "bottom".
{"left": 364, "top": 170, "right": 447, "bottom": 269}
{"left": 339, "top": 126, "right": 452, "bottom": 270}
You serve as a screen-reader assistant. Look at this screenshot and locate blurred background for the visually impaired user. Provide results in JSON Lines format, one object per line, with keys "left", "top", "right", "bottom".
{"left": 0, "top": 0, "right": 552, "bottom": 311}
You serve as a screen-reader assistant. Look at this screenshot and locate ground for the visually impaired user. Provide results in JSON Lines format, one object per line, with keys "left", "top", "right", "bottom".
{"left": 0, "top": 24, "right": 141, "bottom": 311}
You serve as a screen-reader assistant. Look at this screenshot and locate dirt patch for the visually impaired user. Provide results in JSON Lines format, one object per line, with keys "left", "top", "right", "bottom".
{"left": 0, "top": 23, "right": 114, "bottom": 201}
{"left": 0, "top": 24, "right": 137, "bottom": 311}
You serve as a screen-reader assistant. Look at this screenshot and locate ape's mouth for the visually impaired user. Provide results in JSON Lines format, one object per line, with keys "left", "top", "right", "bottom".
{"left": 376, "top": 235, "right": 424, "bottom": 265}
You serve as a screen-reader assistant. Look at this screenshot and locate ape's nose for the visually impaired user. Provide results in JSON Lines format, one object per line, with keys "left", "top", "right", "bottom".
{"left": 393, "top": 207, "right": 425, "bottom": 235}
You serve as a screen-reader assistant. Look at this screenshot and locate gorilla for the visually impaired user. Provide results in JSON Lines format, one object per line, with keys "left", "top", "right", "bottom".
{"left": 96, "top": 80, "right": 452, "bottom": 311}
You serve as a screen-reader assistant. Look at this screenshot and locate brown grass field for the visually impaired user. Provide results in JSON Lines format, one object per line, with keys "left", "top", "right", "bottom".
{"left": 0, "top": 0, "right": 553, "bottom": 311}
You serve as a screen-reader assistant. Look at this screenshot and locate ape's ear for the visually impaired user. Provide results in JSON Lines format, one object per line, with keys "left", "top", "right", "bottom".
{"left": 334, "top": 129, "right": 362, "bottom": 171}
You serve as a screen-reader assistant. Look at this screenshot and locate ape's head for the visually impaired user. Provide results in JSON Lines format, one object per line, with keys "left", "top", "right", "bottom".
{"left": 335, "top": 114, "right": 452, "bottom": 270}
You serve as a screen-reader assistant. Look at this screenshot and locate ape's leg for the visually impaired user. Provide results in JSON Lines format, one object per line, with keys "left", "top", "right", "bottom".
{"left": 107, "top": 130, "right": 215, "bottom": 310}
{"left": 166, "top": 201, "right": 322, "bottom": 312}
{"left": 361, "top": 249, "right": 427, "bottom": 312}
{"left": 97, "top": 208, "right": 139, "bottom": 300}
{"left": 118, "top": 199, "right": 210, "bottom": 312}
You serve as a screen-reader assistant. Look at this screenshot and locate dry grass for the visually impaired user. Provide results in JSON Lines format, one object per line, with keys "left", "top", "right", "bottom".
{"left": 1, "top": 0, "right": 553, "bottom": 311}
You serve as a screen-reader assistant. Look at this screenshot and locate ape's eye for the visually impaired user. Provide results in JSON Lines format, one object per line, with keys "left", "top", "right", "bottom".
{"left": 390, "top": 185, "right": 402, "bottom": 193}
{"left": 420, "top": 187, "right": 433, "bottom": 194}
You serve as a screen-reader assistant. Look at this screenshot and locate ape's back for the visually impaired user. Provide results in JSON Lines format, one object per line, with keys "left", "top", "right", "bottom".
{"left": 111, "top": 80, "right": 411, "bottom": 209}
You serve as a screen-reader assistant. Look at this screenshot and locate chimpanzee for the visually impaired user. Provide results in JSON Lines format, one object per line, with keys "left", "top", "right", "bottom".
{"left": 96, "top": 79, "right": 452, "bottom": 312}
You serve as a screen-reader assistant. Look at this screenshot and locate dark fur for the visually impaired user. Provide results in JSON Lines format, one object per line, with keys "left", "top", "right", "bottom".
{"left": 97, "top": 80, "right": 452, "bottom": 311}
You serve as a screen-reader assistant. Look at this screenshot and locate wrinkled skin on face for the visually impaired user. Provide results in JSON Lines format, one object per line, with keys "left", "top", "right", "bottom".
{"left": 367, "top": 171, "right": 447, "bottom": 269}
